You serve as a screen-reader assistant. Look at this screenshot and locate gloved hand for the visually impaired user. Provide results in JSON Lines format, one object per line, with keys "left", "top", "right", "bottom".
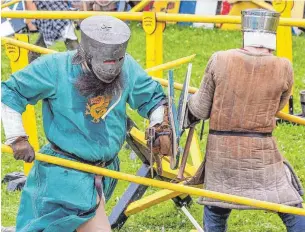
{"left": 145, "top": 106, "right": 173, "bottom": 175}
{"left": 10, "top": 136, "right": 35, "bottom": 163}
{"left": 149, "top": 106, "right": 172, "bottom": 157}
{"left": 183, "top": 105, "right": 200, "bottom": 130}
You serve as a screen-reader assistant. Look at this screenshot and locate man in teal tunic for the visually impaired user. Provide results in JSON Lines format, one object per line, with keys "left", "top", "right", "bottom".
{"left": 1, "top": 16, "right": 171, "bottom": 231}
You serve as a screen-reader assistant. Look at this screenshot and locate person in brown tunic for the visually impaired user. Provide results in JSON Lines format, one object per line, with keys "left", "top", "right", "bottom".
{"left": 184, "top": 9, "right": 305, "bottom": 232}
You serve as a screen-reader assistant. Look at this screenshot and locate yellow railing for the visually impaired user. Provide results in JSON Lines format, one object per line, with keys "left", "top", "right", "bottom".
{"left": 2, "top": 11, "right": 305, "bottom": 27}
{"left": 2, "top": 36, "right": 56, "bottom": 55}
{"left": 2, "top": 144, "right": 305, "bottom": 216}
{"left": 1, "top": 0, "right": 20, "bottom": 9}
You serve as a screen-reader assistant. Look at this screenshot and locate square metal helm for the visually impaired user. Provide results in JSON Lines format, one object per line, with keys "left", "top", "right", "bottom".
{"left": 76, "top": 15, "right": 131, "bottom": 83}
{"left": 241, "top": 9, "right": 280, "bottom": 34}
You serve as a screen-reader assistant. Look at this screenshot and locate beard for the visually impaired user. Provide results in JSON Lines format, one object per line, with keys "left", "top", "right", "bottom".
{"left": 74, "top": 70, "right": 124, "bottom": 98}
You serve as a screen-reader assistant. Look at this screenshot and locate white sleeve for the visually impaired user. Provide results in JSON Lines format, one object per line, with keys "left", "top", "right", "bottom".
{"left": 1, "top": 103, "right": 27, "bottom": 145}
{"left": 149, "top": 105, "right": 165, "bottom": 127}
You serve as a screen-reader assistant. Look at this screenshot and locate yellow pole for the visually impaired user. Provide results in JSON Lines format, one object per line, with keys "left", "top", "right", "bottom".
{"left": 2, "top": 37, "right": 305, "bottom": 126}
{"left": 4, "top": 34, "right": 40, "bottom": 175}
{"left": 1, "top": 11, "right": 143, "bottom": 20}
{"left": 2, "top": 36, "right": 56, "bottom": 54}
{"left": 189, "top": 132, "right": 203, "bottom": 169}
{"left": 143, "top": 7, "right": 165, "bottom": 78}
{"left": 2, "top": 11, "right": 305, "bottom": 27}
{"left": 130, "top": 0, "right": 152, "bottom": 12}
{"left": 2, "top": 144, "right": 304, "bottom": 216}
{"left": 153, "top": 77, "right": 198, "bottom": 93}
{"left": 145, "top": 54, "right": 196, "bottom": 75}
{"left": 273, "top": 0, "right": 294, "bottom": 114}
{"left": 276, "top": 111, "right": 305, "bottom": 126}
{"left": 1, "top": 0, "right": 20, "bottom": 9}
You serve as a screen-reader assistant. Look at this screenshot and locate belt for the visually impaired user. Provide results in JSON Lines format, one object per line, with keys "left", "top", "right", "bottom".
{"left": 209, "top": 130, "right": 272, "bottom": 138}
{"left": 50, "top": 143, "right": 115, "bottom": 167}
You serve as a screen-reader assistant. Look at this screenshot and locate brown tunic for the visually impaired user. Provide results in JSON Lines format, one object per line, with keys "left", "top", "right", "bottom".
{"left": 188, "top": 49, "right": 303, "bottom": 209}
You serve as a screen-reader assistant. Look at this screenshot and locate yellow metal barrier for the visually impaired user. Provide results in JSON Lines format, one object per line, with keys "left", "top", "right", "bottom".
{"left": 145, "top": 54, "right": 196, "bottom": 74}
{"left": 2, "top": 144, "right": 305, "bottom": 216}
{"left": 1, "top": 11, "right": 143, "bottom": 20}
{"left": 125, "top": 189, "right": 184, "bottom": 216}
{"left": 2, "top": 11, "right": 305, "bottom": 27}
{"left": 143, "top": 10, "right": 165, "bottom": 77}
{"left": 273, "top": 0, "right": 294, "bottom": 113}
{"left": 2, "top": 36, "right": 56, "bottom": 54}
{"left": 130, "top": 0, "right": 152, "bottom": 12}
{"left": 1, "top": 0, "right": 20, "bottom": 9}
{"left": 277, "top": 111, "right": 305, "bottom": 126}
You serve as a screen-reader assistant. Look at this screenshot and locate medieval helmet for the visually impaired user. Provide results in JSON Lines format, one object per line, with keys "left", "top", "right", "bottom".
{"left": 73, "top": 15, "right": 131, "bottom": 83}
{"left": 241, "top": 9, "right": 280, "bottom": 50}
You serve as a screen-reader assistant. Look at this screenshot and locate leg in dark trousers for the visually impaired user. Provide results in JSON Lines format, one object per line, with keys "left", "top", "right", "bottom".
{"left": 203, "top": 206, "right": 232, "bottom": 232}
{"left": 278, "top": 203, "right": 305, "bottom": 232}
{"left": 28, "top": 33, "right": 46, "bottom": 63}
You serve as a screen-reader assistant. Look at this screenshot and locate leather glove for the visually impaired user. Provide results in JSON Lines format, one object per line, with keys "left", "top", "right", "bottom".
{"left": 183, "top": 105, "right": 200, "bottom": 130}
{"left": 145, "top": 106, "right": 173, "bottom": 175}
{"left": 10, "top": 136, "right": 35, "bottom": 163}
{"left": 150, "top": 106, "right": 172, "bottom": 157}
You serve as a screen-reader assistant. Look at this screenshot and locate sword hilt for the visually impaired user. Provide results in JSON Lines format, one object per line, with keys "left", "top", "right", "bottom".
{"left": 147, "top": 127, "right": 156, "bottom": 178}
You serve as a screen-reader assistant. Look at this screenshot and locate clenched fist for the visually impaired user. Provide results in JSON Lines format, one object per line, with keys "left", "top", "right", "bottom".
{"left": 10, "top": 136, "right": 35, "bottom": 163}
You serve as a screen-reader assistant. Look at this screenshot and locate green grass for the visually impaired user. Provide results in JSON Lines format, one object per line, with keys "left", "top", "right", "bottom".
{"left": 1, "top": 24, "right": 305, "bottom": 231}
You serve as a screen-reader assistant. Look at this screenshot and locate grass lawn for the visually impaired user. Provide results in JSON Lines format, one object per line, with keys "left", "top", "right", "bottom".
{"left": 1, "top": 23, "right": 305, "bottom": 231}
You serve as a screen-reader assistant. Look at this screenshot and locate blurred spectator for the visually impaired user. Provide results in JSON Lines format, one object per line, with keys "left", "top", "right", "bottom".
{"left": 29, "top": 0, "right": 79, "bottom": 62}
{"left": 90, "top": 1, "right": 117, "bottom": 11}
{"left": 24, "top": 0, "right": 38, "bottom": 32}
{"left": 71, "top": 1, "right": 118, "bottom": 29}
{"left": 71, "top": 1, "right": 117, "bottom": 11}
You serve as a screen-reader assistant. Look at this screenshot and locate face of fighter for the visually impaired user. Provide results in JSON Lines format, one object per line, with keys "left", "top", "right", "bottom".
{"left": 72, "top": 15, "right": 130, "bottom": 97}
{"left": 88, "top": 41, "right": 127, "bottom": 83}
{"left": 74, "top": 62, "right": 124, "bottom": 98}
{"left": 78, "top": 16, "right": 130, "bottom": 83}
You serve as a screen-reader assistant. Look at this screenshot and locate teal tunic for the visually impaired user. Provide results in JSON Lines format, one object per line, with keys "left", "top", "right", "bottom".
{"left": 1, "top": 51, "right": 165, "bottom": 231}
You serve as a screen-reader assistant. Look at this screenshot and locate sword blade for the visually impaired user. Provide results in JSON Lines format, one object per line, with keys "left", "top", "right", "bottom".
{"left": 168, "top": 70, "right": 179, "bottom": 169}
{"left": 148, "top": 127, "right": 155, "bottom": 178}
{"left": 178, "top": 63, "right": 192, "bottom": 134}
{"left": 181, "top": 206, "right": 204, "bottom": 232}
